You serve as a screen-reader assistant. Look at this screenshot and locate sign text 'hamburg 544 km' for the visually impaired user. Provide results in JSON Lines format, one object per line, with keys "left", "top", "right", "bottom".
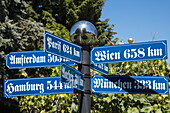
{"left": 4, "top": 76, "right": 74, "bottom": 97}
{"left": 91, "top": 40, "right": 167, "bottom": 64}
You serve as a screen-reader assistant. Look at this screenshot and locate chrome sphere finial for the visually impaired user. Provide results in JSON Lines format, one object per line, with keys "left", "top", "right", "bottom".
{"left": 70, "top": 21, "right": 98, "bottom": 45}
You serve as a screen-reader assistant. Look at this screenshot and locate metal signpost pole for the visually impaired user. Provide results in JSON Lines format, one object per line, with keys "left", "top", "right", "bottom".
{"left": 70, "top": 21, "right": 98, "bottom": 113}
{"left": 78, "top": 45, "right": 91, "bottom": 113}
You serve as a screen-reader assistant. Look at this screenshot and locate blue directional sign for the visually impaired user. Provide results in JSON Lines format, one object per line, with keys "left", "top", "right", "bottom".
{"left": 91, "top": 40, "right": 168, "bottom": 64}
{"left": 61, "top": 63, "right": 84, "bottom": 91}
{"left": 91, "top": 63, "right": 109, "bottom": 75}
{"left": 4, "top": 76, "right": 74, "bottom": 97}
{"left": 6, "top": 50, "right": 75, "bottom": 69}
{"left": 44, "top": 31, "right": 82, "bottom": 63}
{"left": 91, "top": 75, "right": 169, "bottom": 94}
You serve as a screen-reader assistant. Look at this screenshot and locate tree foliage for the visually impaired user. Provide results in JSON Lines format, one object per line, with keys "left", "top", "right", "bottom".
{"left": 28, "top": 0, "right": 116, "bottom": 45}
{"left": 0, "top": 0, "right": 50, "bottom": 112}
{"left": 0, "top": 0, "right": 170, "bottom": 113}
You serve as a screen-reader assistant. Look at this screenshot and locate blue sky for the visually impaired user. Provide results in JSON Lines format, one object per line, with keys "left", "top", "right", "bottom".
{"left": 100, "top": 0, "right": 170, "bottom": 64}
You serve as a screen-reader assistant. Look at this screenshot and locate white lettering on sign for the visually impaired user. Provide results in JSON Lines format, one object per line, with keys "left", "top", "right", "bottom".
{"left": 93, "top": 78, "right": 132, "bottom": 91}
{"left": 9, "top": 54, "right": 72, "bottom": 66}
{"left": 62, "top": 44, "right": 80, "bottom": 57}
{"left": 134, "top": 80, "right": 166, "bottom": 90}
{"left": 104, "top": 65, "right": 109, "bottom": 72}
{"left": 93, "top": 46, "right": 164, "bottom": 62}
{"left": 74, "top": 74, "right": 84, "bottom": 88}
{"left": 9, "top": 55, "right": 46, "bottom": 66}
{"left": 63, "top": 44, "right": 72, "bottom": 55}
{"left": 46, "top": 80, "right": 72, "bottom": 90}
{"left": 153, "top": 80, "right": 166, "bottom": 90}
{"left": 61, "top": 67, "right": 73, "bottom": 83}
{"left": 61, "top": 65, "right": 83, "bottom": 89}
{"left": 47, "top": 80, "right": 63, "bottom": 90}
{"left": 94, "top": 64, "right": 103, "bottom": 70}
{"left": 134, "top": 80, "right": 152, "bottom": 89}
{"left": 94, "top": 50, "right": 120, "bottom": 61}
{"left": 93, "top": 78, "right": 167, "bottom": 91}
{"left": 74, "top": 47, "right": 80, "bottom": 57}
{"left": 47, "top": 54, "right": 60, "bottom": 63}
{"left": 93, "top": 64, "right": 109, "bottom": 72}
{"left": 148, "top": 47, "right": 162, "bottom": 57}
{"left": 124, "top": 48, "right": 145, "bottom": 59}
{"left": 47, "top": 37, "right": 61, "bottom": 52}
{"left": 6, "top": 82, "right": 44, "bottom": 94}
{"left": 47, "top": 54, "right": 70, "bottom": 63}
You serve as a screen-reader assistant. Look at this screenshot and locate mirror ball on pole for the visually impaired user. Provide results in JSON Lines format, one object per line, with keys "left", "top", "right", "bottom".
{"left": 70, "top": 20, "right": 98, "bottom": 45}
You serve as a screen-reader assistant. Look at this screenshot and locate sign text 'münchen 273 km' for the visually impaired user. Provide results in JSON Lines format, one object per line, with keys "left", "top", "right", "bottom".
{"left": 44, "top": 31, "right": 82, "bottom": 63}
{"left": 91, "top": 40, "right": 167, "bottom": 64}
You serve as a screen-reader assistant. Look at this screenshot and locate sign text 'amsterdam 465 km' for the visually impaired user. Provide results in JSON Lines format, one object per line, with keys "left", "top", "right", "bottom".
{"left": 91, "top": 40, "right": 167, "bottom": 64}
{"left": 92, "top": 75, "right": 169, "bottom": 95}
{"left": 44, "top": 31, "right": 82, "bottom": 63}
{"left": 4, "top": 76, "right": 74, "bottom": 97}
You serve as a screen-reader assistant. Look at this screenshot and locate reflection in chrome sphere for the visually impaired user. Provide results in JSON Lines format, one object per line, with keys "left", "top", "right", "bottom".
{"left": 70, "top": 21, "right": 98, "bottom": 45}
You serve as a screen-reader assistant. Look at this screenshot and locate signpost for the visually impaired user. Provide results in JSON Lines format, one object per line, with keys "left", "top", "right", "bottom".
{"left": 91, "top": 63, "right": 109, "bottom": 75}
{"left": 91, "top": 75, "right": 169, "bottom": 94}
{"left": 44, "top": 31, "right": 82, "bottom": 63}
{"left": 61, "top": 63, "right": 84, "bottom": 91}
{"left": 4, "top": 76, "right": 74, "bottom": 97}
{"left": 6, "top": 50, "right": 75, "bottom": 69}
{"left": 91, "top": 40, "right": 167, "bottom": 64}
{"left": 4, "top": 20, "right": 169, "bottom": 113}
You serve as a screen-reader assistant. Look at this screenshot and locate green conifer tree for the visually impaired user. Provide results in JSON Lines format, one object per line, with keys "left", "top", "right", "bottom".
{"left": 29, "top": 0, "right": 117, "bottom": 45}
